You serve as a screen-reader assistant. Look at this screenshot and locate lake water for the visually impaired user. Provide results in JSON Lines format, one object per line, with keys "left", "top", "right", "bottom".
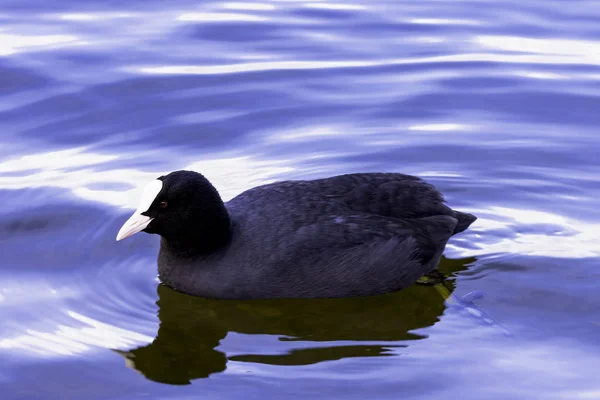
{"left": 1, "top": 0, "right": 600, "bottom": 399}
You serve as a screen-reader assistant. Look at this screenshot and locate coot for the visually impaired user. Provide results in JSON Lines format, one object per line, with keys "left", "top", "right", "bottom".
{"left": 117, "top": 171, "right": 476, "bottom": 299}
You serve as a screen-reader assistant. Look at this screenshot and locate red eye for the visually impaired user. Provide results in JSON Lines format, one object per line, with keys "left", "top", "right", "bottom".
{"left": 160, "top": 201, "right": 168, "bottom": 208}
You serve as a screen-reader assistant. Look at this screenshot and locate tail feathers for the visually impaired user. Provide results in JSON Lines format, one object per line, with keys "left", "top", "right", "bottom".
{"left": 412, "top": 215, "right": 458, "bottom": 266}
{"left": 452, "top": 211, "right": 477, "bottom": 235}
{"left": 419, "top": 215, "right": 459, "bottom": 244}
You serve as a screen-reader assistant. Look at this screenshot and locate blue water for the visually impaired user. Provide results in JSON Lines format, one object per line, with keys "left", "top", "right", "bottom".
{"left": 2, "top": 0, "right": 600, "bottom": 399}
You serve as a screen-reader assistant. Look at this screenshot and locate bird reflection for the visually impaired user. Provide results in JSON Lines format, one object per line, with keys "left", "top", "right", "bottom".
{"left": 116, "top": 256, "right": 475, "bottom": 385}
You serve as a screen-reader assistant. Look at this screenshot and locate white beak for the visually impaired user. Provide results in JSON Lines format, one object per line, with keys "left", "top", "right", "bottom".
{"left": 116, "top": 179, "right": 163, "bottom": 241}
{"left": 116, "top": 213, "right": 153, "bottom": 241}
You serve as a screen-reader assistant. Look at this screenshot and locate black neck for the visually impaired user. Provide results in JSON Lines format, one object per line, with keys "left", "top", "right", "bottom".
{"left": 161, "top": 204, "right": 232, "bottom": 257}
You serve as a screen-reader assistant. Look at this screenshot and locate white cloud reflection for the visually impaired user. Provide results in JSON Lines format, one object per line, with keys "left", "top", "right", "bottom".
{"left": 409, "top": 18, "right": 481, "bottom": 25}
{"left": 177, "top": 12, "right": 270, "bottom": 22}
{"left": 476, "top": 35, "right": 600, "bottom": 61}
{"left": 221, "top": 2, "right": 276, "bottom": 11}
{"left": 0, "top": 33, "right": 84, "bottom": 56}
{"left": 303, "top": 3, "right": 366, "bottom": 10}
{"left": 0, "top": 279, "right": 152, "bottom": 357}
{"left": 408, "top": 123, "right": 472, "bottom": 132}
{"left": 0, "top": 311, "right": 152, "bottom": 356}
{"left": 129, "top": 34, "right": 600, "bottom": 78}
{"left": 448, "top": 207, "right": 600, "bottom": 259}
{"left": 132, "top": 49, "right": 600, "bottom": 76}
{"left": 51, "top": 12, "right": 138, "bottom": 22}
{"left": 0, "top": 147, "right": 294, "bottom": 208}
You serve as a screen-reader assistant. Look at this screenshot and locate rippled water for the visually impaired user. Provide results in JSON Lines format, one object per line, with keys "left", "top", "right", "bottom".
{"left": 2, "top": 0, "right": 600, "bottom": 399}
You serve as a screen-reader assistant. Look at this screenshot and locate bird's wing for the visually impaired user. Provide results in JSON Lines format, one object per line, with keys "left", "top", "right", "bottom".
{"left": 287, "top": 213, "right": 458, "bottom": 266}
{"left": 263, "top": 214, "right": 458, "bottom": 298}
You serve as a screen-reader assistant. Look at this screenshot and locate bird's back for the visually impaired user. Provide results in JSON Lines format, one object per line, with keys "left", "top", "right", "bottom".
{"left": 227, "top": 173, "right": 474, "bottom": 232}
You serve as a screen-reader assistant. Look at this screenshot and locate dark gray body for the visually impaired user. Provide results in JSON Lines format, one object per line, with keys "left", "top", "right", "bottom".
{"left": 157, "top": 173, "right": 476, "bottom": 299}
